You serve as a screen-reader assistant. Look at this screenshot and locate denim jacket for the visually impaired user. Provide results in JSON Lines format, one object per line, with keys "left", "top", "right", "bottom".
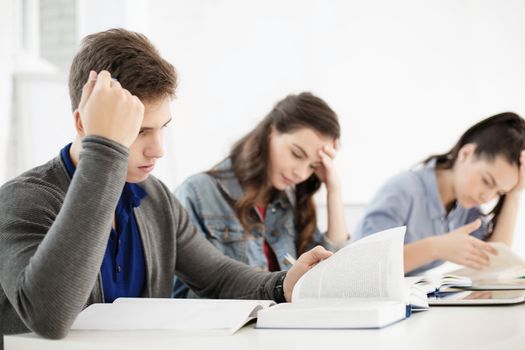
{"left": 172, "top": 158, "right": 343, "bottom": 297}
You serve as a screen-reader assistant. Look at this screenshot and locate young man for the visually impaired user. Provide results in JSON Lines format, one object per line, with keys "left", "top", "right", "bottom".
{"left": 0, "top": 29, "right": 331, "bottom": 339}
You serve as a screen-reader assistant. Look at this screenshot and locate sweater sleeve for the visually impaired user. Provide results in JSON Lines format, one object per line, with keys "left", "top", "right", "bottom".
{"left": 0, "top": 136, "right": 128, "bottom": 339}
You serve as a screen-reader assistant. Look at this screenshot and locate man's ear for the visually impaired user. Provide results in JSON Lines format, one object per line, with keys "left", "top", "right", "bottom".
{"left": 458, "top": 143, "right": 477, "bottom": 163}
{"left": 73, "top": 109, "right": 85, "bottom": 137}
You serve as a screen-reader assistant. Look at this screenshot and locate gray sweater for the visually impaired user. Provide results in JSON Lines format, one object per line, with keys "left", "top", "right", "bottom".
{"left": 0, "top": 136, "right": 284, "bottom": 339}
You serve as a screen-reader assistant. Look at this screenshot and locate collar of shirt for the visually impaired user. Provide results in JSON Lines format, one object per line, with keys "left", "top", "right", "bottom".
{"left": 60, "top": 143, "right": 147, "bottom": 208}
{"left": 419, "top": 158, "right": 460, "bottom": 221}
{"left": 212, "top": 158, "right": 293, "bottom": 209}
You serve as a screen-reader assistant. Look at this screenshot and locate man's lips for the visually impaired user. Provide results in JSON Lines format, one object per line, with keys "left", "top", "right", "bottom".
{"left": 139, "top": 164, "right": 155, "bottom": 173}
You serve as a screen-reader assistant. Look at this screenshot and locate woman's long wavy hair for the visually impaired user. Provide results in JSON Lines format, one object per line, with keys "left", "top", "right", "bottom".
{"left": 209, "top": 92, "right": 340, "bottom": 254}
{"left": 423, "top": 112, "right": 525, "bottom": 230}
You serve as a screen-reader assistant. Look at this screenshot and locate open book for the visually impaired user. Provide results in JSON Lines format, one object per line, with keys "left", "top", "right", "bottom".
{"left": 453, "top": 243, "right": 525, "bottom": 282}
{"left": 72, "top": 298, "right": 274, "bottom": 334}
{"left": 407, "top": 275, "right": 472, "bottom": 295}
{"left": 256, "top": 226, "right": 428, "bottom": 330}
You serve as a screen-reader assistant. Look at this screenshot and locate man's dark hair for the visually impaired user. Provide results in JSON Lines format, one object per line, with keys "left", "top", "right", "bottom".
{"left": 68, "top": 28, "right": 177, "bottom": 111}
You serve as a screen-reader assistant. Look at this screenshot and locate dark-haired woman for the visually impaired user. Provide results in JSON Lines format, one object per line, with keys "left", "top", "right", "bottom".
{"left": 355, "top": 112, "right": 525, "bottom": 275}
{"left": 172, "top": 92, "right": 350, "bottom": 297}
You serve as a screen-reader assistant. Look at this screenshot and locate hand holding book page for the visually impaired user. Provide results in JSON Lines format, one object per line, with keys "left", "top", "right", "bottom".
{"left": 284, "top": 246, "right": 334, "bottom": 302}
{"left": 291, "top": 226, "right": 406, "bottom": 302}
{"left": 452, "top": 242, "right": 525, "bottom": 281}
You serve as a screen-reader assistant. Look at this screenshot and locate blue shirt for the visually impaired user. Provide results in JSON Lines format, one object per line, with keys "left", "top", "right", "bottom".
{"left": 354, "top": 159, "right": 491, "bottom": 276}
{"left": 60, "top": 143, "right": 147, "bottom": 302}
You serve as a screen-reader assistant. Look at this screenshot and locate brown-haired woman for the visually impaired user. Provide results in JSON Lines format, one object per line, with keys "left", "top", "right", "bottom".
{"left": 173, "top": 92, "right": 350, "bottom": 297}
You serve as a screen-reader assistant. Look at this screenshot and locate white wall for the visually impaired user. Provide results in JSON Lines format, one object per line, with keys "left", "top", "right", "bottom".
{"left": 40, "top": 0, "right": 77, "bottom": 70}
{"left": 8, "top": 73, "right": 72, "bottom": 180}
{"left": 147, "top": 0, "right": 525, "bottom": 203}
{"left": 77, "top": 0, "right": 150, "bottom": 40}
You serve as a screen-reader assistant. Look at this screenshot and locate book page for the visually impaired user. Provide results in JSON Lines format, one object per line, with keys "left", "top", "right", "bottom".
{"left": 72, "top": 298, "right": 274, "bottom": 334}
{"left": 403, "top": 278, "right": 429, "bottom": 309}
{"left": 409, "top": 275, "right": 472, "bottom": 294}
{"left": 452, "top": 243, "right": 525, "bottom": 280}
{"left": 292, "top": 226, "right": 406, "bottom": 302}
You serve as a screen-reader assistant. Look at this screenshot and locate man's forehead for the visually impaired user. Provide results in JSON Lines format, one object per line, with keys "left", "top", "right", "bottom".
{"left": 140, "top": 117, "right": 172, "bottom": 129}
{"left": 141, "top": 97, "right": 172, "bottom": 127}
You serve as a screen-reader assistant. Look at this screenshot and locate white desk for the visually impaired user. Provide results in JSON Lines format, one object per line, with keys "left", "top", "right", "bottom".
{"left": 5, "top": 304, "right": 525, "bottom": 350}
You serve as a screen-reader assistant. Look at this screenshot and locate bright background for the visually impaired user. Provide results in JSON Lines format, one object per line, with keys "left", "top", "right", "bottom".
{"left": 1, "top": 0, "right": 525, "bottom": 253}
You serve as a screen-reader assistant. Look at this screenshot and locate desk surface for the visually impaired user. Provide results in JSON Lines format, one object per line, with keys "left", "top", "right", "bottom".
{"left": 5, "top": 304, "right": 525, "bottom": 350}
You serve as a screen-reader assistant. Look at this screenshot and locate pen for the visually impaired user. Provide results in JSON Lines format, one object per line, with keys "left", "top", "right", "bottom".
{"left": 283, "top": 253, "right": 296, "bottom": 266}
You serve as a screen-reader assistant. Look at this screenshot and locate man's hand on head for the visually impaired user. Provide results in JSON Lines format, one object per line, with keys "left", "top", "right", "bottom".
{"left": 77, "top": 70, "right": 144, "bottom": 148}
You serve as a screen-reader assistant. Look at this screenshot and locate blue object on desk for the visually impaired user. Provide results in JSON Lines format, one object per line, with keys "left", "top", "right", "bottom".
{"left": 429, "top": 290, "right": 464, "bottom": 299}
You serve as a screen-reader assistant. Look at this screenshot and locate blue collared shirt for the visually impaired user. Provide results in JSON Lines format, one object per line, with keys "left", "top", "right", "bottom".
{"left": 60, "top": 143, "right": 147, "bottom": 302}
{"left": 354, "top": 159, "right": 491, "bottom": 275}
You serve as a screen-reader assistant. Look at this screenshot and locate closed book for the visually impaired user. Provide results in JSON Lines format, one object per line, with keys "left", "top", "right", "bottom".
{"left": 257, "top": 299, "right": 406, "bottom": 329}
